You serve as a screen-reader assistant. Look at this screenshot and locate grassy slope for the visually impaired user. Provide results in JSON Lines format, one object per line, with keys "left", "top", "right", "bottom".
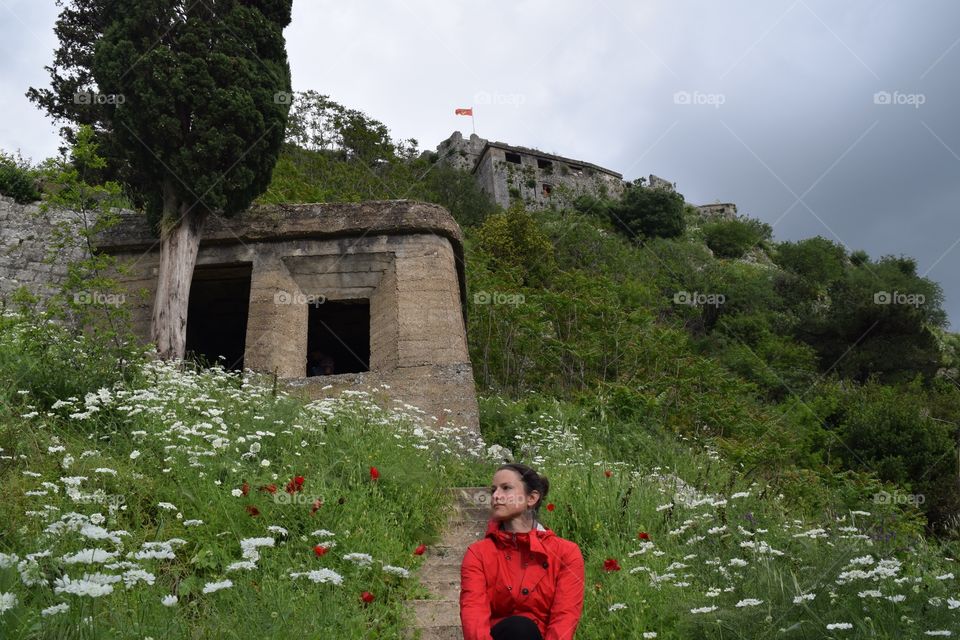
{"left": 1, "top": 310, "right": 959, "bottom": 639}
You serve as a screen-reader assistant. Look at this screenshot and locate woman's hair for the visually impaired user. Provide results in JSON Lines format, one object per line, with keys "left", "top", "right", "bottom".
{"left": 496, "top": 463, "right": 550, "bottom": 513}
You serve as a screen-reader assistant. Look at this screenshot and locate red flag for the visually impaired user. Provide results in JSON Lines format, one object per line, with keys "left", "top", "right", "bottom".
{"left": 455, "top": 108, "right": 473, "bottom": 116}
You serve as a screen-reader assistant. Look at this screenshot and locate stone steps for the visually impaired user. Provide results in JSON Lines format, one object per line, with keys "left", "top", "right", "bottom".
{"left": 404, "top": 486, "right": 491, "bottom": 640}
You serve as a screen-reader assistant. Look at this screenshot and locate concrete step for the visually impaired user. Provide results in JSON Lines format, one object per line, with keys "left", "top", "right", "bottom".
{"left": 421, "top": 577, "right": 461, "bottom": 600}
{"left": 408, "top": 599, "right": 461, "bottom": 628}
{"left": 405, "top": 625, "right": 463, "bottom": 640}
{"left": 420, "top": 562, "right": 462, "bottom": 583}
{"left": 446, "top": 487, "right": 492, "bottom": 508}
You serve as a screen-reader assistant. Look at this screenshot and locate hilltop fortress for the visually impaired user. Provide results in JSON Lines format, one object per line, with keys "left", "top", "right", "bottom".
{"left": 435, "top": 131, "right": 738, "bottom": 218}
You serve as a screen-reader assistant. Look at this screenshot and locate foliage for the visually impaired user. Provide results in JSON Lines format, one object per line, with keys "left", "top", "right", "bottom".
{"left": 703, "top": 217, "right": 771, "bottom": 259}
{"left": 607, "top": 181, "right": 686, "bottom": 241}
{"left": 472, "top": 204, "right": 556, "bottom": 287}
{"left": 30, "top": 0, "right": 294, "bottom": 226}
{"left": 0, "top": 152, "right": 41, "bottom": 204}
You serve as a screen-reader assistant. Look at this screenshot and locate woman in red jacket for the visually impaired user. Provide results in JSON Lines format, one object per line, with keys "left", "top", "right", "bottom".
{"left": 460, "top": 463, "right": 585, "bottom": 640}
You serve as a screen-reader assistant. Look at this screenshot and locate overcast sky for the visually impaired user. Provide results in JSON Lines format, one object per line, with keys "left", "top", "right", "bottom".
{"left": 2, "top": 1, "right": 960, "bottom": 328}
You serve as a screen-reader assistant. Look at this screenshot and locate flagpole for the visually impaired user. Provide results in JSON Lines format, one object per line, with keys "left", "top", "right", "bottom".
{"left": 472, "top": 110, "right": 476, "bottom": 136}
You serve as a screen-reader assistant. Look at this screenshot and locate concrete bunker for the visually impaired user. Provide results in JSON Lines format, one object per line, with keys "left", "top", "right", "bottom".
{"left": 91, "top": 200, "right": 480, "bottom": 432}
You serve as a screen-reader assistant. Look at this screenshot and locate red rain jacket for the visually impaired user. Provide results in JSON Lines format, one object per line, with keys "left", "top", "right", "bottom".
{"left": 460, "top": 518, "right": 585, "bottom": 640}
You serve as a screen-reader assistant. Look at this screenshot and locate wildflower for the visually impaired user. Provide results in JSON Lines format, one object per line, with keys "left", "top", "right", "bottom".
{"left": 157, "top": 502, "right": 177, "bottom": 511}
{"left": 637, "top": 531, "right": 650, "bottom": 540}
{"left": 369, "top": 466, "right": 380, "bottom": 481}
{"left": 161, "top": 595, "right": 178, "bottom": 607}
{"left": 314, "top": 545, "right": 331, "bottom": 557}
{"left": 312, "top": 529, "right": 335, "bottom": 538}
{"left": 736, "top": 598, "right": 763, "bottom": 607}
{"left": 608, "top": 602, "right": 627, "bottom": 612}
{"left": 285, "top": 475, "right": 305, "bottom": 494}
{"left": 383, "top": 565, "right": 410, "bottom": 578}
{"left": 231, "top": 489, "right": 243, "bottom": 498}
{"left": 62, "top": 549, "right": 118, "bottom": 564}
{"left": 259, "top": 484, "right": 277, "bottom": 494}
{"left": 0, "top": 592, "right": 17, "bottom": 614}
{"left": 201, "top": 580, "right": 233, "bottom": 594}
{"left": 360, "top": 590, "right": 375, "bottom": 603}
{"left": 226, "top": 561, "right": 257, "bottom": 572}
{"left": 260, "top": 459, "right": 270, "bottom": 467}
{"left": 290, "top": 569, "right": 343, "bottom": 585}
{"left": 826, "top": 623, "right": 853, "bottom": 630}
{"left": 53, "top": 575, "right": 114, "bottom": 598}
{"left": 604, "top": 470, "right": 612, "bottom": 478}
{"left": 414, "top": 544, "right": 427, "bottom": 556}
{"left": 691, "top": 605, "right": 718, "bottom": 614}
{"left": 241, "top": 482, "right": 250, "bottom": 496}
{"left": 793, "top": 593, "right": 816, "bottom": 604}
{"left": 245, "top": 505, "right": 261, "bottom": 517}
{"left": 602, "top": 558, "right": 621, "bottom": 572}
{"left": 129, "top": 450, "right": 141, "bottom": 460}
{"left": 310, "top": 498, "right": 323, "bottom": 515}
{"left": 41, "top": 603, "right": 70, "bottom": 616}
{"left": 344, "top": 553, "right": 374, "bottom": 567}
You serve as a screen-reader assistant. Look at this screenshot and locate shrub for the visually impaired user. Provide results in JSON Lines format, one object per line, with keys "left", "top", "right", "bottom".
{"left": 607, "top": 181, "right": 686, "bottom": 241}
{"left": 703, "top": 218, "right": 771, "bottom": 258}
{"left": 0, "top": 152, "right": 41, "bottom": 203}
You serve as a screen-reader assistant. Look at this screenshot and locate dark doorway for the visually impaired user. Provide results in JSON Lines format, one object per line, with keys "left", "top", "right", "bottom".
{"left": 185, "top": 263, "right": 252, "bottom": 371}
{"left": 307, "top": 300, "right": 370, "bottom": 375}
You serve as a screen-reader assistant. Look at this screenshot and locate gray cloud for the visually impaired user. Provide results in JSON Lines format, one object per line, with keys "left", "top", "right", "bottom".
{"left": 3, "top": 0, "right": 959, "bottom": 326}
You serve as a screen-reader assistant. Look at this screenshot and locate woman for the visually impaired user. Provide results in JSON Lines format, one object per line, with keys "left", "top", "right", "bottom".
{"left": 460, "top": 463, "right": 585, "bottom": 640}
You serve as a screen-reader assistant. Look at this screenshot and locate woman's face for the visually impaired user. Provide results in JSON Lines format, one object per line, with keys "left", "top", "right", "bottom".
{"left": 490, "top": 468, "right": 539, "bottom": 521}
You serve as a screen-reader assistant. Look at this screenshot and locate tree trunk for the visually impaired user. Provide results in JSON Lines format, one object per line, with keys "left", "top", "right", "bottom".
{"left": 150, "top": 179, "right": 209, "bottom": 361}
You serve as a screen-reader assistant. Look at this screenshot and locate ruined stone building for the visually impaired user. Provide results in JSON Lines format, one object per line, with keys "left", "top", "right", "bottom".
{"left": 0, "top": 196, "right": 479, "bottom": 432}
{"left": 436, "top": 131, "right": 626, "bottom": 209}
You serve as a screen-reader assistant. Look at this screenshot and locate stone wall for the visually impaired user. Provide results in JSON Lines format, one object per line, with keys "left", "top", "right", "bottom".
{"left": 0, "top": 196, "right": 89, "bottom": 304}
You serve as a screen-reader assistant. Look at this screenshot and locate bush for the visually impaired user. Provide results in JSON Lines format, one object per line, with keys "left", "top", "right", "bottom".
{"left": 473, "top": 204, "right": 556, "bottom": 286}
{"left": 607, "top": 181, "right": 686, "bottom": 241}
{"left": 703, "top": 218, "right": 771, "bottom": 258}
{"left": 0, "top": 152, "right": 41, "bottom": 203}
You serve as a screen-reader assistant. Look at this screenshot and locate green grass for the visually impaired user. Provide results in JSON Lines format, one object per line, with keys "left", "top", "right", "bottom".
{"left": 2, "top": 310, "right": 959, "bottom": 639}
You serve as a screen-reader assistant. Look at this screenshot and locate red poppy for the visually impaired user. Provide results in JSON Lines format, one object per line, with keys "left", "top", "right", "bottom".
{"left": 259, "top": 483, "right": 277, "bottom": 494}
{"left": 285, "top": 475, "right": 305, "bottom": 494}
{"left": 241, "top": 481, "right": 250, "bottom": 496}
{"left": 245, "top": 505, "right": 260, "bottom": 517}
{"left": 369, "top": 466, "right": 380, "bottom": 481}
{"left": 602, "top": 558, "right": 621, "bottom": 572}
{"left": 413, "top": 544, "right": 427, "bottom": 556}
{"left": 360, "top": 591, "right": 375, "bottom": 604}
{"left": 637, "top": 531, "right": 650, "bottom": 540}
{"left": 314, "top": 544, "right": 330, "bottom": 557}
{"left": 310, "top": 498, "right": 323, "bottom": 515}
{"left": 546, "top": 503, "right": 555, "bottom": 512}
{"left": 604, "top": 470, "right": 612, "bottom": 478}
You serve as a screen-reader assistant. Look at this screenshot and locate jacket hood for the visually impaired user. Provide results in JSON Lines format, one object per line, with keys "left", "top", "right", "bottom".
{"left": 484, "top": 517, "right": 555, "bottom": 555}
